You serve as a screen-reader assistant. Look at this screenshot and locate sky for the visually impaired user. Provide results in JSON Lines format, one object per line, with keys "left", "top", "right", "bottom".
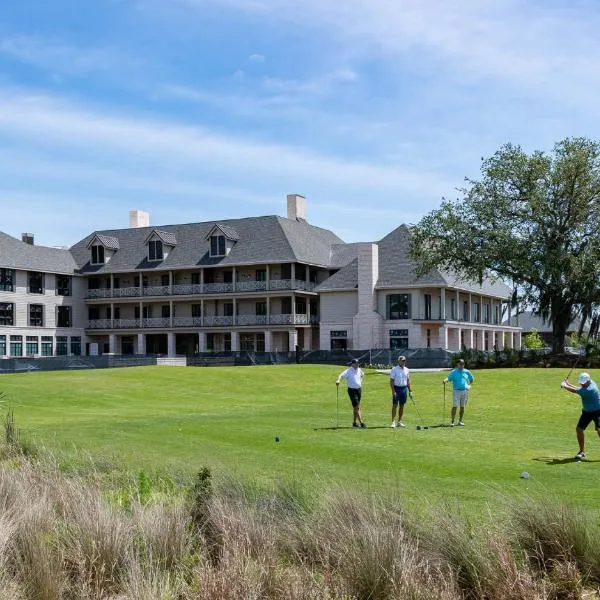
{"left": 1, "top": 0, "right": 600, "bottom": 247}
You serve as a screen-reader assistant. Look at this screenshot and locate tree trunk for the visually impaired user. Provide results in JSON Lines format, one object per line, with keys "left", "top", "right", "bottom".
{"left": 550, "top": 297, "right": 572, "bottom": 354}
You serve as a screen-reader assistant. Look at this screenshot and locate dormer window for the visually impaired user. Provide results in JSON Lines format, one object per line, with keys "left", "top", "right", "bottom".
{"left": 149, "top": 240, "right": 163, "bottom": 261}
{"left": 210, "top": 235, "right": 226, "bottom": 257}
{"left": 91, "top": 245, "right": 105, "bottom": 264}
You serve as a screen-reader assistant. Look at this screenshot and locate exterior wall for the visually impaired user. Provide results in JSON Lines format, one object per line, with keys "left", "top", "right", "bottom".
{"left": 319, "top": 291, "right": 358, "bottom": 349}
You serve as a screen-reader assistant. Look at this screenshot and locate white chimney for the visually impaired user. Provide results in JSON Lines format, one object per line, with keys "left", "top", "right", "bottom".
{"left": 129, "top": 210, "right": 150, "bottom": 228}
{"left": 287, "top": 194, "right": 306, "bottom": 221}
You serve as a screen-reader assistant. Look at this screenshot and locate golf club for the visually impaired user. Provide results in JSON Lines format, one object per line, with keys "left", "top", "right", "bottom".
{"left": 565, "top": 353, "right": 581, "bottom": 382}
{"left": 335, "top": 383, "right": 339, "bottom": 429}
{"left": 443, "top": 381, "right": 446, "bottom": 424}
{"left": 410, "top": 392, "right": 428, "bottom": 429}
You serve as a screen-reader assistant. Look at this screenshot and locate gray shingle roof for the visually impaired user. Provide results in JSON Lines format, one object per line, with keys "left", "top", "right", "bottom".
{"left": 144, "top": 230, "right": 177, "bottom": 246}
{"left": 206, "top": 224, "right": 240, "bottom": 241}
{"left": 318, "top": 224, "right": 512, "bottom": 298}
{"left": 503, "top": 310, "right": 589, "bottom": 333}
{"left": 87, "top": 234, "right": 120, "bottom": 250}
{"left": 0, "top": 231, "right": 78, "bottom": 274}
{"left": 69, "top": 215, "right": 345, "bottom": 273}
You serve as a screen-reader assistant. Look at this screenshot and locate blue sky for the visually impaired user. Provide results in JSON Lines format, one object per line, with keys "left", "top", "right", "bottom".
{"left": 1, "top": 0, "right": 599, "bottom": 247}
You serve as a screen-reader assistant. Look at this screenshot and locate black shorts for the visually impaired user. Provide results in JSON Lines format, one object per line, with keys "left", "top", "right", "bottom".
{"left": 347, "top": 387, "right": 361, "bottom": 407}
{"left": 577, "top": 410, "right": 600, "bottom": 430}
{"left": 392, "top": 385, "right": 408, "bottom": 405}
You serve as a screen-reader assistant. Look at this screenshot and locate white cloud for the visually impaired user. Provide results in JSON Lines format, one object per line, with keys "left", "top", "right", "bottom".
{"left": 248, "top": 53, "right": 266, "bottom": 62}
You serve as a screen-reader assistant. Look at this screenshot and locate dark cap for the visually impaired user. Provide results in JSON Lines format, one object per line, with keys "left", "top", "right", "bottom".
{"left": 350, "top": 358, "right": 359, "bottom": 364}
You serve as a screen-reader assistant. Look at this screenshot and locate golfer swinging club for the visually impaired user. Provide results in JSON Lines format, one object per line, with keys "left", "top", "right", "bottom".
{"left": 561, "top": 372, "right": 600, "bottom": 460}
{"left": 390, "top": 355, "right": 412, "bottom": 428}
{"left": 443, "top": 358, "right": 474, "bottom": 426}
{"left": 336, "top": 359, "right": 367, "bottom": 428}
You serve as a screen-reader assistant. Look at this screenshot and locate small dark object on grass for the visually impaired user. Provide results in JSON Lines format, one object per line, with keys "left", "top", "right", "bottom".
{"left": 416, "top": 425, "right": 421, "bottom": 430}
{"left": 275, "top": 436, "right": 280, "bottom": 442}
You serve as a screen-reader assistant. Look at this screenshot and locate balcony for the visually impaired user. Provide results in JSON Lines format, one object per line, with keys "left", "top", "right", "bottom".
{"left": 85, "top": 278, "right": 316, "bottom": 299}
{"left": 86, "top": 313, "right": 318, "bottom": 330}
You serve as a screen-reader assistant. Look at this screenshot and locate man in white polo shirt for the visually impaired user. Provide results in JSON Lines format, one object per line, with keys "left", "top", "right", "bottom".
{"left": 336, "top": 358, "right": 367, "bottom": 428}
{"left": 390, "top": 355, "right": 412, "bottom": 428}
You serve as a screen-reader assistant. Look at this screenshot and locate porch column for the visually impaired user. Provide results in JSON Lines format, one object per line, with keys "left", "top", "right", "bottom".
{"left": 264, "top": 330, "right": 273, "bottom": 352}
{"left": 266, "top": 297, "right": 271, "bottom": 324}
{"left": 440, "top": 326, "right": 448, "bottom": 350}
{"left": 440, "top": 288, "right": 446, "bottom": 320}
{"left": 137, "top": 333, "right": 146, "bottom": 355}
{"left": 457, "top": 327, "right": 462, "bottom": 351}
{"left": 304, "top": 329, "right": 313, "bottom": 350}
{"left": 233, "top": 298, "right": 237, "bottom": 326}
{"left": 468, "top": 293, "right": 472, "bottom": 323}
{"left": 517, "top": 330, "right": 522, "bottom": 349}
{"left": 198, "top": 331, "right": 207, "bottom": 352}
{"left": 200, "top": 269, "right": 204, "bottom": 293}
{"left": 231, "top": 331, "right": 239, "bottom": 352}
{"left": 169, "top": 271, "right": 173, "bottom": 294}
{"left": 167, "top": 332, "right": 175, "bottom": 357}
{"left": 456, "top": 290, "right": 460, "bottom": 321}
{"left": 266, "top": 265, "right": 270, "bottom": 291}
{"left": 468, "top": 329, "right": 474, "bottom": 349}
{"left": 170, "top": 300, "right": 174, "bottom": 328}
{"left": 232, "top": 267, "right": 236, "bottom": 292}
{"left": 291, "top": 262, "right": 296, "bottom": 285}
{"left": 109, "top": 334, "right": 117, "bottom": 354}
{"left": 289, "top": 329, "right": 298, "bottom": 352}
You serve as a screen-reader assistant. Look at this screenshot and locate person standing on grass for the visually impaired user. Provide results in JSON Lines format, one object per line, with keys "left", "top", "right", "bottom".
{"left": 561, "top": 372, "right": 600, "bottom": 460}
{"left": 389, "top": 355, "right": 412, "bottom": 428}
{"left": 443, "top": 358, "right": 474, "bottom": 426}
{"left": 336, "top": 359, "right": 367, "bottom": 428}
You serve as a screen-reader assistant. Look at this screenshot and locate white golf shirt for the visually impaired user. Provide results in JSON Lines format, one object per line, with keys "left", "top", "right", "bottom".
{"left": 390, "top": 365, "right": 410, "bottom": 387}
{"left": 340, "top": 367, "right": 364, "bottom": 389}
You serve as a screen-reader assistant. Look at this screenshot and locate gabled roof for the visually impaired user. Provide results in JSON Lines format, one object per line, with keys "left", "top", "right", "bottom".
{"left": 69, "top": 215, "right": 345, "bottom": 273}
{"left": 316, "top": 259, "right": 358, "bottom": 291}
{"left": 206, "top": 224, "right": 240, "bottom": 241}
{"left": 503, "top": 310, "right": 589, "bottom": 333}
{"left": 0, "top": 231, "right": 78, "bottom": 274}
{"left": 144, "top": 230, "right": 177, "bottom": 246}
{"left": 86, "top": 234, "right": 120, "bottom": 250}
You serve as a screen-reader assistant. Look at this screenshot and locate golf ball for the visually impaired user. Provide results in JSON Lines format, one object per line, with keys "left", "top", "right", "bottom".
{"left": 274, "top": 437, "right": 280, "bottom": 442}
{"left": 520, "top": 471, "right": 529, "bottom": 479}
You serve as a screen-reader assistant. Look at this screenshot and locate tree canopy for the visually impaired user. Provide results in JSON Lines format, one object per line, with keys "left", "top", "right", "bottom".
{"left": 410, "top": 137, "right": 600, "bottom": 353}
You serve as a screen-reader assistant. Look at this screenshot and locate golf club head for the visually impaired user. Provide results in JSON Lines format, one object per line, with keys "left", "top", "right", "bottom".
{"left": 416, "top": 425, "right": 421, "bottom": 430}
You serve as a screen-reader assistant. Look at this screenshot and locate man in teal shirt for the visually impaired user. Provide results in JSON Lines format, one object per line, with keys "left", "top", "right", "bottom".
{"left": 443, "top": 359, "right": 474, "bottom": 426}
{"left": 561, "top": 372, "right": 600, "bottom": 460}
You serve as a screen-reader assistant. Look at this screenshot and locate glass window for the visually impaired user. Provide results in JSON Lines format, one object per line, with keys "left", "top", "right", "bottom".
{"left": 483, "top": 303, "right": 490, "bottom": 324}
{"left": 210, "top": 235, "right": 226, "bottom": 256}
{"left": 91, "top": 245, "right": 105, "bottom": 264}
{"left": 0, "top": 303, "right": 14, "bottom": 326}
{"left": 57, "top": 306, "right": 72, "bottom": 328}
{"left": 161, "top": 305, "right": 170, "bottom": 318}
{"left": 9, "top": 335, "right": 23, "bottom": 357}
{"left": 424, "top": 294, "right": 432, "bottom": 319}
{"left": 70, "top": 336, "right": 81, "bottom": 356}
{"left": 472, "top": 302, "right": 480, "bottom": 323}
{"left": 149, "top": 240, "right": 164, "bottom": 261}
{"left": 41, "top": 336, "right": 53, "bottom": 356}
{"left": 223, "top": 302, "right": 233, "bottom": 317}
{"left": 387, "top": 294, "right": 411, "bottom": 319}
{"left": 0, "top": 269, "right": 14, "bottom": 292}
{"left": 192, "top": 304, "right": 202, "bottom": 317}
{"left": 256, "top": 302, "right": 267, "bottom": 316}
{"left": 224, "top": 332, "right": 231, "bottom": 352}
{"left": 26, "top": 336, "right": 38, "bottom": 355}
{"left": 28, "top": 271, "right": 44, "bottom": 294}
{"left": 29, "top": 304, "right": 44, "bottom": 327}
{"left": 256, "top": 332, "right": 265, "bottom": 352}
{"left": 450, "top": 298, "right": 457, "bottom": 320}
{"left": 191, "top": 272, "right": 200, "bottom": 285}
{"left": 462, "top": 301, "right": 469, "bottom": 321}
{"left": 390, "top": 329, "right": 409, "bottom": 349}
{"left": 0, "top": 335, "right": 5, "bottom": 355}
{"left": 255, "top": 269, "right": 266, "bottom": 282}
{"left": 56, "top": 275, "right": 72, "bottom": 296}
{"left": 330, "top": 330, "right": 347, "bottom": 350}
{"left": 56, "top": 336, "right": 68, "bottom": 355}
{"left": 161, "top": 274, "right": 169, "bottom": 286}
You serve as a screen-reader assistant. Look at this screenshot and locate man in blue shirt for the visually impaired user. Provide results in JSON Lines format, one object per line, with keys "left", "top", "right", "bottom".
{"left": 443, "top": 359, "right": 474, "bottom": 426}
{"left": 561, "top": 372, "right": 600, "bottom": 460}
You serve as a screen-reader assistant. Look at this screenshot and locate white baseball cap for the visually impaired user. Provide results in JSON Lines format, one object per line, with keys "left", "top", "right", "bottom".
{"left": 578, "top": 372, "right": 591, "bottom": 384}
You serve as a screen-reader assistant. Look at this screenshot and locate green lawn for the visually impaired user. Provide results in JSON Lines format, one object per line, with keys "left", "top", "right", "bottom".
{"left": 0, "top": 364, "right": 598, "bottom": 510}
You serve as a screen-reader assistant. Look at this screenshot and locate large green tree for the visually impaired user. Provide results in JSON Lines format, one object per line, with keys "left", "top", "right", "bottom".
{"left": 410, "top": 138, "right": 600, "bottom": 353}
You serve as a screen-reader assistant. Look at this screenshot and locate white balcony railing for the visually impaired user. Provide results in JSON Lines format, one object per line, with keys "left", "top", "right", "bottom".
{"left": 172, "top": 284, "right": 203, "bottom": 296}
{"left": 86, "top": 289, "right": 112, "bottom": 299}
{"left": 204, "top": 316, "right": 234, "bottom": 327}
{"left": 237, "top": 314, "right": 268, "bottom": 326}
{"left": 235, "top": 281, "right": 268, "bottom": 292}
{"left": 203, "top": 283, "right": 234, "bottom": 294}
{"left": 143, "top": 318, "right": 171, "bottom": 328}
{"left": 88, "top": 319, "right": 112, "bottom": 329}
{"left": 113, "top": 287, "right": 140, "bottom": 298}
{"left": 173, "top": 316, "right": 203, "bottom": 327}
{"left": 114, "top": 319, "right": 140, "bottom": 329}
{"left": 142, "top": 286, "right": 170, "bottom": 297}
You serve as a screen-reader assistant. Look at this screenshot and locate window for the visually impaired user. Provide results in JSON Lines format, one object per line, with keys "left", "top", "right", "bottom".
{"left": 256, "top": 302, "right": 267, "bottom": 316}
{"left": 88, "top": 277, "right": 100, "bottom": 290}
{"left": 57, "top": 306, "right": 72, "bottom": 328}
{"left": 88, "top": 307, "right": 100, "bottom": 320}
{"left": 0, "top": 335, "right": 5, "bottom": 356}
{"left": 0, "top": 303, "right": 14, "bottom": 326}
{"left": 41, "top": 336, "right": 53, "bottom": 356}
{"left": 295, "top": 298, "right": 307, "bottom": 314}
{"left": 114, "top": 307, "right": 121, "bottom": 320}
{"left": 29, "top": 304, "right": 44, "bottom": 327}
{"left": 472, "top": 302, "right": 480, "bottom": 323}
{"left": 206, "top": 333, "right": 214, "bottom": 351}
{"left": 113, "top": 277, "right": 120, "bottom": 289}
{"left": 26, "top": 336, "right": 38, "bottom": 356}
{"left": 70, "top": 337, "right": 81, "bottom": 356}
{"left": 224, "top": 332, "right": 231, "bottom": 352}
{"left": 256, "top": 333, "right": 265, "bottom": 352}
{"left": 210, "top": 235, "right": 226, "bottom": 257}
{"left": 192, "top": 304, "right": 202, "bottom": 317}
{"left": 493, "top": 305, "right": 500, "bottom": 325}
{"left": 223, "top": 302, "right": 233, "bottom": 317}
{"left": 255, "top": 269, "right": 266, "bottom": 282}
{"left": 451, "top": 298, "right": 457, "bottom": 320}
{"left": 9, "top": 335, "right": 22, "bottom": 357}
{"left": 149, "top": 240, "right": 163, "bottom": 261}
{"left": 135, "top": 306, "right": 151, "bottom": 319}
{"left": 56, "top": 336, "right": 68, "bottom": 356}
{"left": 161, "top": 305, "right": 171, "bottom": 319}
{"left": 424, "top": 294, "right": 432, "bottom": 319}
{"left": 28, "top": 271, "right": 44, "bottom": 294}
{"left": 223, "top": 270, "right": 233, "bottom": 283}
{"left": 191, "top": 272, "right": 201, "bottom": 285}
{"left": 0, "top": 269, "right": 14, "bottom": 292}
{"left": 387, "top": 294, "right": 411, "bottom": 319}
{"left": 240, "top": 333, "right": 255, "bottom": 351}
{"left": 161, "top": 274, "right": 170, "bottom": 287}
{"left": 483, "top": 303, "right": 490, "bottom": 324}
{"left": 390, "top": 329, "right": 409, "bottom": 349}
{"left": 462, "top": 301, "right": 469, "bottom": 321}
{"left": 426, "top": 328, "right": 431, "bottom": 348}
{"left": 330, "top": 330, "right": 347, "bottom": 350}
{"left": 56, "top": 275, "right": 71, "bottom": 296}
{"left": 91, "top": 245, "right": 105, "bottom": 264}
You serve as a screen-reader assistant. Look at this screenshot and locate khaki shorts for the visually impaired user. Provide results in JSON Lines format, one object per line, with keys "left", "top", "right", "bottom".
{"left": 452, "top": 390, "right": 468, "bottom": 408}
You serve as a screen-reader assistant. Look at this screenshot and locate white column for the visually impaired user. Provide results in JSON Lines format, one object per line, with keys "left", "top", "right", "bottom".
{"left": 137, "top": 333, "right": 146, "bottom": 355}
{"left": 440, "top": 326, "right": 448, "bottom": 350}
{"left": 167, "top": 332, "right": 175, "bottom": 357}
{"left": 304, "top": 329, "right": 312, "bottom": 350}
{"left": 289, "top": 329, "right": 298, "bottom": 352}
{"left": 468, "top": 329, "right": 474, "bottom": 349}
{"left": 109, "top": 334, "right": 117, "bottom": 354}
{"left": 170, "top": 300, "right": 174, "bottom": 328}
{"left": 291, "top": 262, "right": 296, "bottom": 284}
{"left": 231, "top": 331, "right": 239, "bottom": 352}
{"left": 457, "top": 327, "right": 462, "bottom": 350}
{"left": 264, "top": 330, "right": 273, "bottom": 352}
{"left": 517, "top": 330, "right": 522, "bottom": 349}
{"left": 198, "top": 331, "right": 206, "bottom": 352}
{"left": 441, "top": 288, "right": 446, "bottom": 320}
{"left": 468, "top": 293, "right": 472, "bottom": 323}
{"left": 456, "top": 290, "right": 460, "bottom": 321}
{"left": 266, "top": 265, "right": 270, "bottom": 290}
{"left": 232, "top": 267, "right": 236, "bottom": 292}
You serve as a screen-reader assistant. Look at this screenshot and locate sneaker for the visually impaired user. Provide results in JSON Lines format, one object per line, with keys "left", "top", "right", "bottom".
{"left": 398, "top": 422, "right": 406, "bottom": 428}
{"left": 450, "top": 422, "right": 455, "bottom": 427}
{"left": 352, "top": 423, "right": 359, "bottom": 428}
{"left": 391, "top": 421, "right": 396, "bottom": 428}
{"left": 458, "top": 421, "right": 465, "bottom": 427}
{"left": 575, "top": 451, "right": 586, "bottom": 460}
{"left": 360, "top": 422, "right": 367, "bottom": 429}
